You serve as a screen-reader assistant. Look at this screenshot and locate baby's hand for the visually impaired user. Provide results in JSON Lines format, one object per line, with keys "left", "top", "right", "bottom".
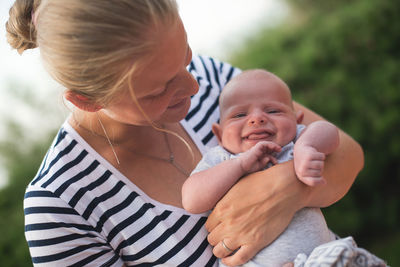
{"left": 294, "top": 145, "right": 327, "bottom": 186}
{"left": 239, "top": 141, "right": 281, "bottom": 174}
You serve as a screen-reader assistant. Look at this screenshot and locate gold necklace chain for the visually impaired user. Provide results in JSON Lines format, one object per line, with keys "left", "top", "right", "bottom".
{"left": 162, "top": 131, "right": 190, "bottom": 177}
{"left": 73, "top": 114, "right": 190, "bottom": 177}
{"left": 123, "top": 131, "right": 190, "bottom": 177}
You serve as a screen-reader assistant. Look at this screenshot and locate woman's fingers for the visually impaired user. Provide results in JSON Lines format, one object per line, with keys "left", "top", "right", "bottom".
{"left": 205, "top": 211, "right": 220, "bottom": 234}
{"left": 207, "top": 222, "right": 223, "bottom": 246}
{"left": 212, "top": 238, "right": 238, "bottom": 259}
{"left": 220, "top": 245, "right": 258, "bottom": 267}
{"left": 220, "top": 245, "right": 295, "bottom": 267}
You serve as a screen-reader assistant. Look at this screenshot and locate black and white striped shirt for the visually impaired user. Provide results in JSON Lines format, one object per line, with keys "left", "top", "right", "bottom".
{"left": 24, "top": 55, "right": 240, "bottom": 266}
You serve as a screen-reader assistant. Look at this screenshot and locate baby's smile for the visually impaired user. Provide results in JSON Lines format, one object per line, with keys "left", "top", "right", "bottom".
{"left": 243, "top": 128, "right": 274, "bottom": 140}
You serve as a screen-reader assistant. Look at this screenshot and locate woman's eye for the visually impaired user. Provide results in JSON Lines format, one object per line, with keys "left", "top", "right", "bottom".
{"left": 146, "top": 89, "right": 166, "bottom": 99}
{"left": 267, "top": 110, "right": 280, "bottom": 114}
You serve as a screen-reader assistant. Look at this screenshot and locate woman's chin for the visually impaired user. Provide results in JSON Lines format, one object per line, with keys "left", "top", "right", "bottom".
{"left": 159, "top": 97, "right": 191, "bottom": 123}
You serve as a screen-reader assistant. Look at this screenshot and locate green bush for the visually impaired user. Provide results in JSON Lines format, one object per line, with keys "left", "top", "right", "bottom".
{"left": 230, "top": 0, "right": 400, "bottom": 265}
{"left": 0, "top": 82, "right": 62, "bottom": 267}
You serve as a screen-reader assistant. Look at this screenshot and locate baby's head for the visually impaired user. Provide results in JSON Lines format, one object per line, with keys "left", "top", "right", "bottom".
{"left": 212, "top": 69, "right": 303, "bottom": 154}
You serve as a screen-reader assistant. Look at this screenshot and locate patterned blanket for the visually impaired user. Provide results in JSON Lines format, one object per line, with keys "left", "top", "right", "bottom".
{"left": 294, "top": 236, "right": 387, "bottom": 267}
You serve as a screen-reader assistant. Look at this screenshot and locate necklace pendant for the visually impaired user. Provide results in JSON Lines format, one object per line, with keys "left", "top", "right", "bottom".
{"left": 169, "top": 154, "right": 174, "bottom": 163}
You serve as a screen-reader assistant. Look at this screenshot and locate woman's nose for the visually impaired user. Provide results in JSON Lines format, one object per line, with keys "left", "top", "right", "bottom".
{"left": 248, "top": 111, "right": 267, "bottom": 126}
{"left": 179, "top": 69, "right": 199, "bottom": 96}
{"left": 186, "top": 71, "right": 199, "bottom": 94}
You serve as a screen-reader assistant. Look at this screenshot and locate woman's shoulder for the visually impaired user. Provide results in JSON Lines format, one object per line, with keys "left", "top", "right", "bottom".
{"left": 183, "top": 55, "right": 241, "bottom": 150}
{"left": 24, "top": 121, "right": 111, "bottom": 205}
{"left": 27, "top": 123, "right": 86, "bottom": 186}
{"left": 189, "top": 54, "right": 241, "bottom": 89}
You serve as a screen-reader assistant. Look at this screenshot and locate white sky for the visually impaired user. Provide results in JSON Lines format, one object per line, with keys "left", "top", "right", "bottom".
{"left": 0, "top": 0, "right": 288, "bottom": 187}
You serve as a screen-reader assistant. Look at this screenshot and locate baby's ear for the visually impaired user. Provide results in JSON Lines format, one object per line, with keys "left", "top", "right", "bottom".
{"left": 212, "top": 123, "right": 223, "bottom": 145}
{"left": 296, "top": 110, "right": 304, "bottom": 124}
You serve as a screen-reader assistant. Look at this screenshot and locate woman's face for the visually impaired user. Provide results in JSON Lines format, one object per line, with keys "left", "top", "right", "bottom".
{"left": 103, "top": 18, "right": 199, "bottom": 126}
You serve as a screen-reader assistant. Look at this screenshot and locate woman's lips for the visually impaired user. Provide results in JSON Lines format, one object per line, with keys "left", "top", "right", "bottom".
{"left": 168, "top": 98, "right": 187, "bottom": 110}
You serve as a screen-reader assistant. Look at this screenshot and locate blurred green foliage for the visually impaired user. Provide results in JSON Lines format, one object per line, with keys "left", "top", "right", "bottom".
{"left": 0, "top": 121, "right": 55, "bottom": 267}
{"left": 230, "top": 0, "right": 399, "bottom": 265}
{"left": 0, "top": 82, "right": 61, "bottom": 267}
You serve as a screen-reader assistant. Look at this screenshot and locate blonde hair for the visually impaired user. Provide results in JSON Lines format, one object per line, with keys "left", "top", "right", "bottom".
{"left": 6, "top": 0, "right": 179, "bottom": 106}
{"left": 6, "top": 0, "right": 195, "bottom": 166}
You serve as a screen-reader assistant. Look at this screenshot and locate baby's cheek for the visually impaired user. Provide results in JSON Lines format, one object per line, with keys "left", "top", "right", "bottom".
{"left": 221, "top": 130, "right": 242, "bottom": 154}
{"left": 279, "top": 124, "right": 298, "bottom": 144}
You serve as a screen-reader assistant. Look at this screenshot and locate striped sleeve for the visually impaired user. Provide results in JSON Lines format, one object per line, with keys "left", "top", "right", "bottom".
{"left": 24, "top": 186, "right": 123, "bottom": 267}
{"left": 186, "top": 55, "right": 241, "bottom": 147}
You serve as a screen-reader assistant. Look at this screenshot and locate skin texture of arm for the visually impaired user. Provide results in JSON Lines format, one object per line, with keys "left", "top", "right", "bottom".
{"left": 182, "top": 142, "right": 281, "bottom": 214}
{"left": 205, "top": 102, "right": 364, "bottom": 266}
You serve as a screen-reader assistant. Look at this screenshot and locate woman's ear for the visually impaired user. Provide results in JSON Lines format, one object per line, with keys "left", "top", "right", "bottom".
{"left": 212, "top": 123, "right": 223, "bottom": 145}
{"left": 64, "top": 90, "right": 102, "bottom": 112}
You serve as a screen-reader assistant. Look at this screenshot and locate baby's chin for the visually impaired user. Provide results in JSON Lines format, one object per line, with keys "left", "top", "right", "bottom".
{"left": 220, "top": 145, "right": 241, "bottom": 155}
{"left": 242, "top": 138, "right": 268, "bottom": 150}
{"left": 222, "top": 144, "right": 252, "bottom": 155}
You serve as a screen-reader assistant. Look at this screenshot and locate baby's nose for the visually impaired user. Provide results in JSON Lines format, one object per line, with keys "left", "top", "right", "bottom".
{"left": 248, "top": 112, "right": 267, "bottom": 126}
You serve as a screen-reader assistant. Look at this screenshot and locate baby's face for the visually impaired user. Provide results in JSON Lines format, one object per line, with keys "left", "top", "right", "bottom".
{"left": 214, "top": 71, "right": 299, "bottom": 154}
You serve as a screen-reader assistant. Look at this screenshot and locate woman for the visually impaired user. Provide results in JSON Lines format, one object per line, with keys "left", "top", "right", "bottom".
{"left": 7, "top": 0, "right": 363, "bottom": 266}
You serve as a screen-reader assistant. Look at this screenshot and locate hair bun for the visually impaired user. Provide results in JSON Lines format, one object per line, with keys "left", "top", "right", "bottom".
{"left": 6, "top": 0, "right": 38, "bottom": 54}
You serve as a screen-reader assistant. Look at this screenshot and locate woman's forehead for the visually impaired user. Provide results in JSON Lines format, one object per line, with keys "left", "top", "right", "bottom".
{"left": 133, "top": 18, "right": 188, "bottom": 97}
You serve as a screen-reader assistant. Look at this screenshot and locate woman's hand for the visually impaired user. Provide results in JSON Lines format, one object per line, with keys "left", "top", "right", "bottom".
{"left": 205, "top": 161, "right": 309, "bottom": 266}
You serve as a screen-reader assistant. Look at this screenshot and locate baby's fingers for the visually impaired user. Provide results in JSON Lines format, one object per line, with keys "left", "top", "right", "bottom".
{"left": 268, "top": 155, "right": 278, "bottom": 165}
{"left": 306, "top": 159, "right": 324, "bottom": 171}
{"left": 260, "top": 155, "right": 277, "bottom": 167}
{"left": 300, "top": 176, "right": 326, "bottom": 186}
{"left": 260, "top": 141, "right": 281, "bottom": 153}
{"left": 313, "top": 152, "right": 325, "bottom": 161}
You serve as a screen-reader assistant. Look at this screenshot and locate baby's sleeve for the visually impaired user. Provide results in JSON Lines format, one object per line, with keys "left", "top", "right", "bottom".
{"left": 294, "top": 124, "right": 307, "bottom": 142}
{"left": 190, "top": 146, "right": 231, "bottom": 175}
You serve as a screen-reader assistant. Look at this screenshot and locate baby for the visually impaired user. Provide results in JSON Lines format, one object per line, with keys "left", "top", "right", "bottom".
{"left": 182, "top": 69, "right": 340, "bottom": 266}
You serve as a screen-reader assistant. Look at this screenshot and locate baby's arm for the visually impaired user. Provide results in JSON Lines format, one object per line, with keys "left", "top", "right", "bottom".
{"left": 294, "top": 121, "right": 340, "bottom": 186}
{"left": 182, "top": 141, "right": 281, "bottom": 214}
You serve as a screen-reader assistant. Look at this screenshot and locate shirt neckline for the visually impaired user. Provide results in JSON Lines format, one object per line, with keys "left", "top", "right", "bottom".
{"left": 62, "top": 118, "right": 209, "bottom": 216}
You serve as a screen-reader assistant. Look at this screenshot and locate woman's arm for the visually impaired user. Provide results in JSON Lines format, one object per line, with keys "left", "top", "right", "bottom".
{"left": 205, "top": 102, "right": 364, "bottom": 266}
{"left": 293, "top": 101, "right": 364, "bottom": 206}
{"left": 25, "top": 186, "right": 125, "bottom": 267}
